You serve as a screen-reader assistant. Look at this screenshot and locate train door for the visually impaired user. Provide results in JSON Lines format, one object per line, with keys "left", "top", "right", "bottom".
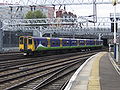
{"left": 28, "top": 37, "right": 35, "bottom": 51}
{"left": 24, "top": 37, "right": 28, "bottom": 51}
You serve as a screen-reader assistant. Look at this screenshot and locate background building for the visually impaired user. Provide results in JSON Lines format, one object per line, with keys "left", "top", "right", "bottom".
{"left": 0, "top": 3, "right": 55, "bottom": 19}
{"left": 56, "top": 9, "right": 77, "bottom": 26}
{"left": 56, "top": 10, "right": 77, "bottom": 19}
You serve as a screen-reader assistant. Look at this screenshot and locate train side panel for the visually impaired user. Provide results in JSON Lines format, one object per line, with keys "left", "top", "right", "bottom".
{"left": 19, "top": 36, "right": 103, "bottom": 55}
{"left": 34, "top": 37, "right": 48, "bottom": 51}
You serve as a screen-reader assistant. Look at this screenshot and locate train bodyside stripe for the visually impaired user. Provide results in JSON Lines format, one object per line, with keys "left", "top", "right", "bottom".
{"left": 85, "top": 40, "right": 86, "bottom": 46}
{"left": 95, "top": 40, "right": 96, "bottom": 45}
{"left": 47, "top": 37, "right": 50, "bottom": 47}
{"left": 60, "top": 38, "right": 62, "bottom": 47}
{"left": 77, "top": 39, "right": 79, "bottom": 46}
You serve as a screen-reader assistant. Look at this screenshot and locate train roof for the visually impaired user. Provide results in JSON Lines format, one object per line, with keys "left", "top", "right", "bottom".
{"left": 20, "top": 36, "right": 103, "bottom": 41}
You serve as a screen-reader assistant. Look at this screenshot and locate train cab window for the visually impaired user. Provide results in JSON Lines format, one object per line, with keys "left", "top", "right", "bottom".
{"left": 28, "top": 38, "right": 32, "bottom": 44}
{"left": 19, "top": 37, "right": 24, "bottom": 44}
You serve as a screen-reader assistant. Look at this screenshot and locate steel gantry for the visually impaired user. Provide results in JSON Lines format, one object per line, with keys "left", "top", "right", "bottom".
{"left": 1, "top": 17, "right": 120, "bottom": 38}
{"left": 1, "top": 0, "right": 120, "bottom": 6}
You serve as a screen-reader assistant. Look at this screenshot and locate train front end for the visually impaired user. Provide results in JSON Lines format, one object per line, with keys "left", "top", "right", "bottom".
{"left": 19, "top": 36, "right": 35, "bottom": 55}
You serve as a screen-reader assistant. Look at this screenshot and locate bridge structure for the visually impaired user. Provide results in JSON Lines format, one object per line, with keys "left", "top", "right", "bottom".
{"left": 0, "top": 0, "right": 120, "bottom": 52}
{"left": 1, "top": 17, "right": 120, "bottom": 38}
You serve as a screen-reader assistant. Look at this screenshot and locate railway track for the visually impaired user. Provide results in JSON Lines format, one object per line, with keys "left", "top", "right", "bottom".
{"left": 0, "top": 50, "right": 99, "bottom": 71}
{"left": 0, "top": 53, "right": 25, "bottom": 61}
{"left": 0, "top": 51, "right": 97, "bottom": 90}
{"left": 0, "top": 48, "right": 106, "bottom": 61}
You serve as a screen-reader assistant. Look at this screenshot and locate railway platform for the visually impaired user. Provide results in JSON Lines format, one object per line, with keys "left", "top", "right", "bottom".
{"left": 65, "top": 52, "right": 120, "bottom": 90}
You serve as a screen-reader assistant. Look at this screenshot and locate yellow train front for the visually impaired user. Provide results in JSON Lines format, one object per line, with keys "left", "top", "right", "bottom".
{"left": 19, "top": 36, "right": 35, "bottom": 55}
{"left": 19, "top": 36, "right": 103, "bottom": 55}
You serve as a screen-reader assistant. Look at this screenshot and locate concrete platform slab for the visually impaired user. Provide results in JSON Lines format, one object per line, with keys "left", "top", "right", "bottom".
{"left": 100, "top": 53, "right": 120, "bottom": 90}
{"left": 65, "top": 52, "right": 120, "bottom": 90}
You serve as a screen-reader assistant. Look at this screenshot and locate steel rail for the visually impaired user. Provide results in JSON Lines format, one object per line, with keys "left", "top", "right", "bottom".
{"left": 0, "top": 50, "right": 98, "bottom": 72}
{"left": 33, "top": 60, "right": 85, "bottom": 90}
{"left": 0, "top": 55, "right": 90, "bottom": 83}
{"left": 6, "top": 59, "right": 85, "bottom": 90}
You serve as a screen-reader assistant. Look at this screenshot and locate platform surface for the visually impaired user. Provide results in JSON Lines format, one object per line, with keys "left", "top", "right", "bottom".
{"left": 65, "top": 52, "right": 120, "bottom": 90}
{"left": 100, "top": 53, "right": 120, "bottom": 90}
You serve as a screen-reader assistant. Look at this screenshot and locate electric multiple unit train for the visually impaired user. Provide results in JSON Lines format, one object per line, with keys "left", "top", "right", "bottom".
{"left": 19, "top": 36, "right": 103, "bottom": 55}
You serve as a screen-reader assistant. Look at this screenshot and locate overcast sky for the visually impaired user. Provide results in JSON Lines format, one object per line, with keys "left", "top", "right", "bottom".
{"left": 65, "top": 4, "right": 120, "bottom": 17}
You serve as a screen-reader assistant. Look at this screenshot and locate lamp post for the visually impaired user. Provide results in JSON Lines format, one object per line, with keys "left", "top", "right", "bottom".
{"left": 113, "top": 3, "right": 116, "bottom": 45}
{"left": 0, "top": 20, "right": 3, "bottom": 52}
{"left": 112, "top": 0, "right": 118, "bottom": 62}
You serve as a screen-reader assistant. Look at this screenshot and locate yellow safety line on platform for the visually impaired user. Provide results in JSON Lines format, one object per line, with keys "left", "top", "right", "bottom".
{"left": 87, "top": 52, "right": 107, "bottom": 90}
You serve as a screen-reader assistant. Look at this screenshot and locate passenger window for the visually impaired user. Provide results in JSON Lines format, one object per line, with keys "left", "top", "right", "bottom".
{"left": 52, "top": 41, "right": 55, "bottom": 45}
{"left": 41, "top": 41, "right": 47, "bottom": 46}
{"left": 66, "top": 41, "right": 69, "bottom": 44}
{"left": 63, "top": 41, "right": 69, "bottom": 46}
{"left": 51, "top": 40, "right": 60, "bottom": 46}
{"left": 72, "top": 41, "right": 77, "bottom": 45}
{"left": 87, "top": 41, "right": 90, "bottom": 44}
{"left": 79, "top": 40, "right": 85, "bottom": 45}
{"left": 56, "top": 41, "right": 59, "bottom": 45}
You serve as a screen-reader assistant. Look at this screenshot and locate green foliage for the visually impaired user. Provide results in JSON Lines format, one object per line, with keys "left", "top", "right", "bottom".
{"left": 25, "top": 10, "right": 46, "bottom": 19}
{"left": 25, "top": 11, "right": 33, "bottom": 19}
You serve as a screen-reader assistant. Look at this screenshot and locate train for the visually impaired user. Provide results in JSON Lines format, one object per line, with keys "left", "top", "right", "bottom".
{"left": 19, "top": 36, "right": 103, "bottom": 55}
